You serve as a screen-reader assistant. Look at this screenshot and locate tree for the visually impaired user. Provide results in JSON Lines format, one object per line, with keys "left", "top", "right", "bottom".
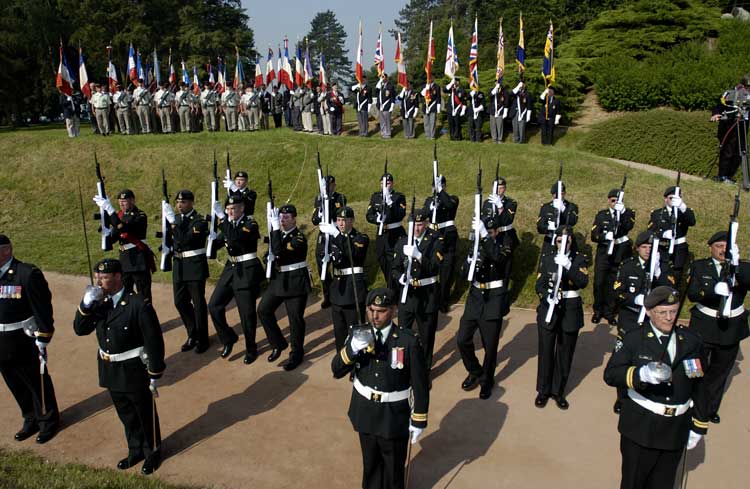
{"left": 306, "top": 10, "right": 352, "bottom": 85}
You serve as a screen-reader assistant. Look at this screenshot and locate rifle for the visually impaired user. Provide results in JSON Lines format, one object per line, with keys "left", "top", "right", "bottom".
{"left": 637, "top": 236, "right": 661, "bottom": 325}
{"left": 94, "top": 154, "right": 113, "bottom": 251}
{"left": 265, "top": 171, "right": 275, "bottom": 279}
{"left": 467, "top": 163, "right": 483, "bottom": 282}
{"left": 401, "top": 194, "right": 417, "bottom": 303}
{"left": 317, "top": 150, "right": 331, "bottom": 279}
{"left": 492, "top": 160, "right": 501, "bottom": 213}
{"left": 718, "top": 191, "right": 741, "bottom": 318}
{"left": 378, "top": 158, "right": 389, "bottom": 236}
{"left": 207, "top": 151, "right": 220, "bottom": 258}
{"left": 608, "top": 173, "right": 627, "bottom": 256}
{"left": 552, "top": 161, "right": 564, "bottom": 245}
{"left": 158, "top": 169, "right": 173, "bottom": 272}
{"left": 431, "top": 143, "right": 439, "bottom": 224}
{"left": 225, "top": 151, "right": 233, "bottom": 196}
{"left": 545, "top": 233, "right": 569, "bottom": 325}
{"left": 668, "top": 170, "right": 681, "bottom": 256}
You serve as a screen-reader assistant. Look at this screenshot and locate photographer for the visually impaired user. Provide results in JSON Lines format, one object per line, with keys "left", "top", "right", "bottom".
{"left": 710, "top": 76, "right": 749, "bottom": 184}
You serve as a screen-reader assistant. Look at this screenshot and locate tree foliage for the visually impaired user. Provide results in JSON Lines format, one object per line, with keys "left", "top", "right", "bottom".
{"left": 306, "top": 10, "right": 352, "bottom": 85}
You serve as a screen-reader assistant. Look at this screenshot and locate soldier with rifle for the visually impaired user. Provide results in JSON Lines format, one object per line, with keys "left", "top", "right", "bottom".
{"left": 133, "top": 80, "right": 152, "bottom": 133}
{"left": 483, "top": 164, "right": 519, "bottom": 284}
{"left": 223, "top": 164, "right": 257, "bottom": 217}
{"left": 591, "top": 179, "right": 636, "bottom": 326}
{"left": 366, "top": 164, "right": 407, "bottom": 290}
{"left": 536, "top": 166, "right": 579, "bottom": 258}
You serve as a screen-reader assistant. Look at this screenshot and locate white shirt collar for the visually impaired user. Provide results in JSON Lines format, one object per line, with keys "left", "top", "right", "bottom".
{"left": 0, "top": 257, "right": 13, "bottom": 279}
{"left": 374, "top": 322, "right": 393, "bottom": 342}
{"left": 649, "top": 323, "right": 676, "bottom": 361}
{"left": 110, "top": 287, "right": 126, "bottom": 307}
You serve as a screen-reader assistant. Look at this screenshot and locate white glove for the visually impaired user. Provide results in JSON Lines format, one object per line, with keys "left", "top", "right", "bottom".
{"left": 460, "top": 106, "right": 467, "bottom": 117}
{"left": 547, "top": 295, "right": 558, "bottom": 307}
{"left": 162, "top": 201, "right": 175, "bottom": 224}
{"left": 671, "top": 196, "right": 686, "bottom": 212}
{"left": 212, "top": 200, "right": 226, "bottom": 219}
{"left": 93, "top": 196, "right": 115, "bottom": 216}
{"left": 552, "top": 198, "right": 566, "bottom": 212}
{"left": 351, "top": 336, "right": 369, "bottom": 354}
{"left": 409, "top": 424, "right": 423, "bottom": 445}
{"left": 512, "top": 82, "right": 523, "bottom": 94}
{"left": 446, "top": 79, "right": 455, "bottom": 90}
{"left": 403, "top": 244, "right": 422, "bottom": 261}
{"left": 102, "top": 227, "right": 112, "bottom": 237}
{"left": 82, "top": 285, "right": 104, "bottom": 307}
{"left": 384, "top": 191, "right": 393, "bottom": 207}
{"left": 319, "top": 222, "right": 340, "bottom": 237}
{"left": 686, "top": 430, "right": 702, "bottom": 450}
{"left": 554, "top": 254, "right": 572, "bottom": 270}
{"left": 662, "top": 229, "right": 674, "bottom": 240}
{"left": 547, "top": 220, "right": 557, "bottom": 231}
{"left": 222, "top": 177, "right": 234, "bottom": 190}
{"left": 634, "top": 294, "right": 645, "bottom": 306}
{"left": 554, "top": 114, "right": 561, "bottom": 125}
{"left": 351, "top": 83, "right": 359, "bottom": 91}
{"left": 488, "top": 194, "right": 503, "bottom": 209}
{"left": 605, "top": 231, "right": 614, "bottom": 241}
{"left": 714, "top": 281, "right": 730, "bottom": 297}
{"left": 639, "top": 365, "right": 664, "bottom": 385}
{"left": 35, "top": 339, "right": 47, "bottom": 353}
{"left": 434, "top": 176, "right": 443, "bottom": 194}
{"left": 731, "top": 244, "right": 740, "bottom": 267}
{"left": 613, "top": 202, "right": 625, "bottom": 213}
{"left": 525, "top": 111, "right": 531, "bottom": 122}
{"left": 653, "top": 259, "right": 662, "bottom": 279}
{"left": 398, "top": 273, "right": 408, "bottom": 286}
{"left": 267, "top": 203, "right": 280, "bottom": 231}
{"left": 539, "top": 88, "right": 549, "bottom": 100}
{"left": 472, "top": 216, "right": 488, "bottom": 239}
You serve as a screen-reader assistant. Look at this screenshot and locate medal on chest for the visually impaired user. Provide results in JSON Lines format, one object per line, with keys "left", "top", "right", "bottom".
{"left": 390, "top": 347, "right": 405, "bottom": 369}
{"left": 0, "top": 285, "right": 22, "bottom": 299}
{"left": 683, "top": 358, "right": 704, "bottom": 378}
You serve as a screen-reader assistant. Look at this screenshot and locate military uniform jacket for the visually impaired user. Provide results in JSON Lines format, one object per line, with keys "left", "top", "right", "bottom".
{"left": 538, "top": 95, "right": 560, "bottom": 123}
{"left": 133, "top": 86, "right": 151, "bottom": 106}
{"left": 489, "top": 86, "right": 509, "bottom": 117}
{"left": 328, "top": 91, "right": 345, "bottom": 115}
{"left": 155, "top": 89, "right": 174, "bottom": 108}
{"left": 236, "top": 187, "right": 258, "bottom": 216}
{"left": 353, "top": 84, "right": 371, "bottom": 112}
{"left": 111, "top": 206, "right": 151, "bottom": 274}
{"left": 214, "top": 215, "right": 264, "bottom": 290}
{"left": 509, "top": 89, "right": 532, "bottom": 121}
{"left": 482, "top": 196, "right": 519, "bottom": 248}
{"left": 0, "top": 259, "right": 54, "bottom": 361}
{"left": 469, "top": 91, "right": 485, "bottom": 119}
{"left": 399, "top": 91, "right": 420, "bottom": 119}
{"left": 536, "top": 252, "right": 589, "bottom": 331}
{"left": 271, "top": 92, "right": 284, "bottom": 114}
{"left": 648, "top": 206, "right": 696, "bottom": 268}
{"left": 74, "top": 292, "right": 165, "bottom": 392}
{"left": 422, "top": 84, "right": 441, "bottom": 114}
{"left": 328, "top": 229, "right": 369, "bottom": 307}
{"left": 443, "top": 86, "right": 467, "bottom": 115}
{"left": 221, "top": 90, "right": 238, "bottom": 107}
{"left": 392, "top": 229, "right": 444, "bottom": 314}
{"left": 687, "top": 258, "right": 750, "bottom": 346}
{"left": 169, "top": 210, "right": 209, "bottom": 283}
{"left": 332, "top": 323, "right": 429, "bottom": 438}
{"left": 424, "top": 190, "right": 459, "bottom": 250}
{"left": 377, "top": 81, "right": 395, "bottom": 112}
{"left": 590, "top": 207, "right": 636, "bottom": 264}
{"left": 61, "top": 94, "right": 82, "bottom": 118}
{"left": 366, "top": 190, "right": 407, "bottom": 254}
{"left": 536, "top": 200, "right": 579, "bottom": 244}
{"left": 614, "top": 256, "right": 675, "bottom": 333}
{"left": 113, "top": 91, "right": 132, "bottom": 109}
{"left": 268, "top": 227, "right": 310, "bottom": 297}
{"left": 311, "top": 192, "right": 347, "bottom": 227}
{"left": 463, "top": 235, "right": 511, "bottom": 321}
{"left": 604, "top": 324, "right": 708, "bottom": 450}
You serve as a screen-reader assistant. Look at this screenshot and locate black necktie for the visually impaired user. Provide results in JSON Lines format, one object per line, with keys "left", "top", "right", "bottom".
{"left": 376, "top": 330, "right": 383, "bottom": 348}
{"left": 658, "top": 334, "right": 668, "bottom": 346}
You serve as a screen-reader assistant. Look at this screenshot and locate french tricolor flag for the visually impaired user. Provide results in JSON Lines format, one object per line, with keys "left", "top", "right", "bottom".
{"left": 56, "top": 44, "right": 75, "bottom": 96}
{"left": 78, "top": 46, "right": 91, "bottom": 99}
{"left": 127, "top": 43, "right": 138, "bottom": 85}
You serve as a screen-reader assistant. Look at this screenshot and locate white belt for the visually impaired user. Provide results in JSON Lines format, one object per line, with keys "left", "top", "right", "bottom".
{"left": 119, "top": 240, "right": 148, "bottom": 252}
{"left": 614, "top": 236, "right": 630, "bottom": 245}
{"left": 279, "top": 261, "right": 308, "bottom": 272}
{"left": 665, "top": 237, "right": 687, "bottom": 245}
{"left": 385, "top": 222, "right": 403, "bottom": 230}
{"left": 228, "top": 252, "right": 258, "bottom": 263}
{"left": 696, "top": 304, "right": 745, "bottom": 319}
{"left": 333, "top": 267, "right": 364, "bottom": 277}
{"left": 628, "top": 389, "right": 691, "bottom": 417}
{"left": 99, "top": 346, "right": 144, "bottom": 363}
{"left": 411, "top": 276, "right": 438, "bottom": 287}
{"left": 354, "top": 378, "right": 411, "bottom": 403}
{"left": 0, "top": 317, "right": 35, "bottom": 333}
{"left": 434, "top": 220, "right": 455, "bottom": 230}
{"left": 472, "top": 280, "right": 504, "bottom": 290}
{"left": 497, "top": 224, "right": 514, "bottom": 232}
{"left": 174, "top": 248, "right": 206, "bottom": 259}
{"left": 561, "top": 291, "right": 580, "bottom": 299}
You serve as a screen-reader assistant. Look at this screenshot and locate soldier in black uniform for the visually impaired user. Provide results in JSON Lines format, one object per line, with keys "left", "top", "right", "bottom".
{"left": 312, "top": 174, "right": 347, "bottom": 309}
{"left": 162, "top": 190, "right": 210, "bottom": 353}
{"left": 223, "top": 170, "right": 257, "bottom": 216}
{"left": 319, "top": 206, "right": 370, "bottom": 350}
{"left": 331, "top": 288, "right": 429, "bottom": 489}
{"left": 648, "top": 186, "right": 696, "bottom": 285}
{"left": 208, "top": 194, "right": 264, "bottom": 363}
{"left": 351, "top": 76, "right": 371, "bottom": 137}
{"left": 509, "top": 81, "right": 533, "bottom": 144}
{"left": 483, "top": 177, "right": 519, "bottom": 284}
{"left": 538, "top": 87, "right": 561, "bottom": 145}
{"left": 258, "top": 203, "right": 310, "bottom": 371}
{"left": 73, "top": 259, "right": 166, "bottom": 475}
{"left": 0, "top": 235, "right": 59, "bottom": 444}
{"left": 443, "top": 77, "right": 467, "bottom": 140}
{"left": 468, "top": 86, "right": 485, "bottom": 142}
{"left": 536, "top": 183, "right": 579, "bottom": 258}
{"left": 421, "top": 79, "right": 441, "bottom": 140}
{"left": 392, "top": 208, "right": 444, "bottom": 369}
{"left": 591, "top": 188, "right": 636, "bottom": 325}
{"left": 686, "top": 231, "right": 750, "bottom": 424}
{"left": 425, "top": 175, "right": 459, "bottom": 311}
{"left": 366, "top": 172, "right": 407, "bottom": 290}
{"left": 94, "top": 189, "right": 154, "bottom": 301}
{"left": 457, "top": 214, "right": 512, "bottom": 399}
{"left": 604, "top": 286, "right": 708, "bottom": 489}
{"left": 488, "top": 81, "right": 509, "bottom": 143}
{"left": 535, "top": 226, "right": 589, "bottom": 409}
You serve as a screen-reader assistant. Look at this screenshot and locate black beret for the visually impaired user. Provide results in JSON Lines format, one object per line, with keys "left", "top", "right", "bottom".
{"left": 224, "top": 193, "right": 244, "bottom": 206}
{"left": 94, "top": 258, "right": 122, "bottom": 274}
{"left": 0, "top": 234, "right": 9, "bottom": 246}
{"left": 608, "top": 188, "right": 620, "bottom": 199}
{"left": 117, "top": 189, "right": 135, "bottom": 200}
{"left": 556, "top": 225, "right": 573, "bottom": 237}
{"left": 550, "top": 182, "right": 566, "bottom": 194}
{"left": 414, "top": 208, "right": 430, "bottom": 222}
{"left": 235, "top": 171, "right": 248, "bottom": 179}
{"left": 175, "top": 190, "right": 194, "bottom": 201}
{"left": 645, "top": 286, "right": 679, "bottom": 309}
{"left": 497, "top": 177, "right": 507, "bottom": 186}
{"left": 482, "top": 215, "right": 500, "bottom": 230}
{"left": 383, "top": 172, "right": 394, "bottom": 182}
{"left": 663, "top": 186, "right": 677, "bottom": 197}
{"left": 336, "top": 206, "right": 354, "bottom": 218}
{"left": 635, "top": 230, "right": 654, "bottom": 247}
{"left": 279, "top": 204, "right": 297, "bottom": 216}
{"left": 366, "top": 288, "right": 395, "bottom": 307}
{"left": 708, "top": 231, "right": 728, "bottom": 245}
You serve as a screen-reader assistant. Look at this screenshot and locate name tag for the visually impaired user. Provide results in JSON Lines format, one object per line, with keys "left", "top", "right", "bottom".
{"left": 0, "top": 285, "right": 22, "bottom": 299}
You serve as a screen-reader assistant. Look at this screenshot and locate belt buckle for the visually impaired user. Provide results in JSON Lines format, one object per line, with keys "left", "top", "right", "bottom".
{"left": 479, "top": 282, "right": 487, "bottom": 290}
{"left": 229, "top": 256, "right": 238, "bottom": 263}
{"left": 101, "top": 352, "right": 111, "bottom": 362}
{"left": 663, "top": 406, "right": 676, "bottom": 417}
{"left": 410, "top": 279, "right": 419, "bottom": 287}
{"left": 370, "top": 392, "right": 382, "bottom": 402}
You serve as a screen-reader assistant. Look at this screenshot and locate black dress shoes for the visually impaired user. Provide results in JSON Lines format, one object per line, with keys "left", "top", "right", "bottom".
{"left": 141, "top": 453, "right": 161, "bottom": 475}
{"left": 479, "top": 384, "right": 493, "bottom": 400}
{"left": 14, "top": 425, "right": 39, "bottom": 441}
{"left": 607, "top": 317, "right": 618, "bottom": 326}
{"left": 613, "top": 400, "right": 622, "bottom": 414}
{"left": 180, "top": 338, "right": 196, "bottom": 352}
{"left": 461, "top": 374, "right": 479, "bottom": 391}
{"left": 555, "top": 396, "right": 570, "bottom": 410}
{"left": 320, "top": 299, "right": 331, "bottom": 310}
{"left": 710, "top": 413, "right": 721, "bottom": 424}
{"left": 591, "top": 313, "right": 602, "bottom": 324}
{"left": 36, "top": 429, "right": 58, "bottom": 444}
{"left": 194, "top": 342, "right": 209, "bottom": 354}
{"left": 244, "top": 351, "right": 258, "bottom": 365}
{"left": 117, "top": 454, "right": 144, "bottom": 470}
{"left": 220, "top": 340, "right": 236, "bottom": 358}
{"left": 267, "top": 346, "right": 286, "bottom": 362}
{"left": 535, "top": 394, "right": 549, "bottom": 408}
{"left": 283, "top": 355, "right": 303, "bottom": 371}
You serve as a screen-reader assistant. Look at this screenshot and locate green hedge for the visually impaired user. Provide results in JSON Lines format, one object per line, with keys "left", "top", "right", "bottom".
{"left": 580, "top": 109, "right": 717, "bottom": 175}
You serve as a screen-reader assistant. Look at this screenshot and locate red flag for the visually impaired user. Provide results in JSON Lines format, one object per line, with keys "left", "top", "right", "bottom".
{"left": 56, "top": 44, "right": 74, "bottom": 96}
{"left": 425, "top": 20, "right": 435, "bottom": 82}
{"left": 355, "top": 20, "right": 363, "bottom": 85}
{"left": 394, "top": 32, "right": 407, "bottom": 88}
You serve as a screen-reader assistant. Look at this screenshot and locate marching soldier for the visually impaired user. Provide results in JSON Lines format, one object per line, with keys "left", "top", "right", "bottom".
{"left": 425, "top": 175, "right": 459, "bottom": 311}
{"left": 221, "top": 85, "right": 239, "bottom": 132}
{"left": 258, "top": 204, "right": 311, "bottom": 371}
{"left": 113, "top": 83, "right": 133, "bottom": 135}
{"left": 509, "top": 81, "right": 532, "bottom": 143}
{"left": 366, "top": 172, "right": 407, "bottom": 290}
{"left": 538, "top": 86, "right": 561, "bottom": 145}
{"left": 311, "top": 175, "right": 347, "bottom": 309}
{"left": 376, "top": 73, "right": 395, "bottom": 139}
{"left": 421, "top": 77, "right": 441, "bottom": 140}
{"left": 535, "top": 226, "right": 589, "bottom": 410}
{"left": 331, "top": 288, "right": 429, "bottom": 489}
{"left": 468, "top": 85, "right": 485, "bottom": 142}
{"left": 91, "top": 82, "right": 112, "bottom": 136}
{"left": 457, "top": 215, "right": 512, "bottom": 399}
{"left": 488, "top": 81, "right": 509, "bottom": 143}
{"left": 223, "top": 170, "right": 257, "bottom": 217}
{"left": 154, "top": 81, "right": 174, "bottom": 133}
{"left": 208, "top": 194, "right": 264, "bottom": 363}
{"left": 537, "top": 182, "right": 579, "bottom": 258}
{"left": 397, "top": 85, "right": 419, "bottom": 139}
{"left": 318, "top": 207, "right": 370, "bottom": 350}
{"left": 133, "top": 80, "right": 152, "bottom": 134}
{"left": 94, "top": 189, "right": 154, "bottom": 302}
{"left": 161, "top": 190, "right": 210, "bottom": 354}
{"left": 687, "top": 231, "right": 750, "bottom": 425}
{"left": 175, "top": 82, "right": 192, "bottom": 133}
{"left": 443, "top": 77, "right": 466, "bottom": 140}
{"left": 604, "top": 286, "right": 708, "bottom": 489}
{"left": 392, "top": 208, "right": 444, "bottom": 369}
{"left": 0, "top": 234, "right": 59, "bottom": 444}
{"left": 351, "top": 76, "right": 371, "bottom": 136}
{"left": 483, "top": 176, "right": 519, "bottom": 284}
{"left": 591, "top": 189, "right": 636, "bottom": 325}
{"left": 648, "top": 186, "right": 696, "bottom": 284}
{"left": 73, "top": 259, "right": 165, "bottom": 475}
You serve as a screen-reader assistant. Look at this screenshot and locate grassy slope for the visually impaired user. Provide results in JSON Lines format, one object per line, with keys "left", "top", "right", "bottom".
{"left": 0, "top": 125, "right": 745, "bottom": 308}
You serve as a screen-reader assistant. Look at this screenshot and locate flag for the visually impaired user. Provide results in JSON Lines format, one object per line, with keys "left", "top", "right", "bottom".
{"left": 469, "top": 16, "right": 479, "bottom": 91}
{"left": 106, "top": 45, "right": 118, "bottom": 93}
{"left": 394, "top": 32, "right": 407, "bottom": 88}
{"left": 425, "top": 20, "right": 435, "bottom": 82}
{"left": 192, "top": 66, "right": 200, "bottom": 94}
{"left": 127, "top": 43, "right": 137, "bottom": 85}
{"left": 374, "top": 23, "right": 384, "bottom": 77}
{"left": 319, "top": 54, "right": 327, "bottom": 92}
{"left": 255, "top": 54, "right": 263, "bottom": 87}
{"left": 304, "top": 44, "right": 313, "bottom": 88}
{"left": 233, "top": 46, "right": 244, "bottom": 89}
{"left": 516, "top": 13, "right": 525, "bottom": 72}
{"left": 281, "top": 39, "right": 293, "bottom": 89}
{"left": 181, "top": 60, "right": 190, "bottom": 85}
{"left": 217, "top": 56, "right": 226, "bottom": 94}
{"left": 78, "top": 46, "right": 91, "bottom": 99}
{"left": 145, "top": 63, "right": 154, "bottom": 92}
{"left": 207, "top": 62, "right": 215, "bottom": 85}
{"left": 496, "top": 18, "right": 505, "bottom": 83}
{"left": 153, "top": 49, "right": 161, "bottom": 86}
{"left": 277, "top": 46, "right": 282, "bottom": 84}
{"left": 542, "top": 20, "right": 555, "bottom": 87}
{"left": 295, "top": 43, "right": 303, "bottom": 87}
{"left": 444, "top": 22, "right": 458, "bottom": 78}
{"left": 136, "top": 50, "right": 145, "bottom": 84}
{"left": 355, "top": 19, "right": 363, "bottom": 85}
{"left": 55, "top": 43, "right": 74, "bottom": 96}
{"left": 265, "top": 48, "right": 275, "bottom": 85}
{"left": 168, "top": 48, "right": 176, "bottom": 85}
